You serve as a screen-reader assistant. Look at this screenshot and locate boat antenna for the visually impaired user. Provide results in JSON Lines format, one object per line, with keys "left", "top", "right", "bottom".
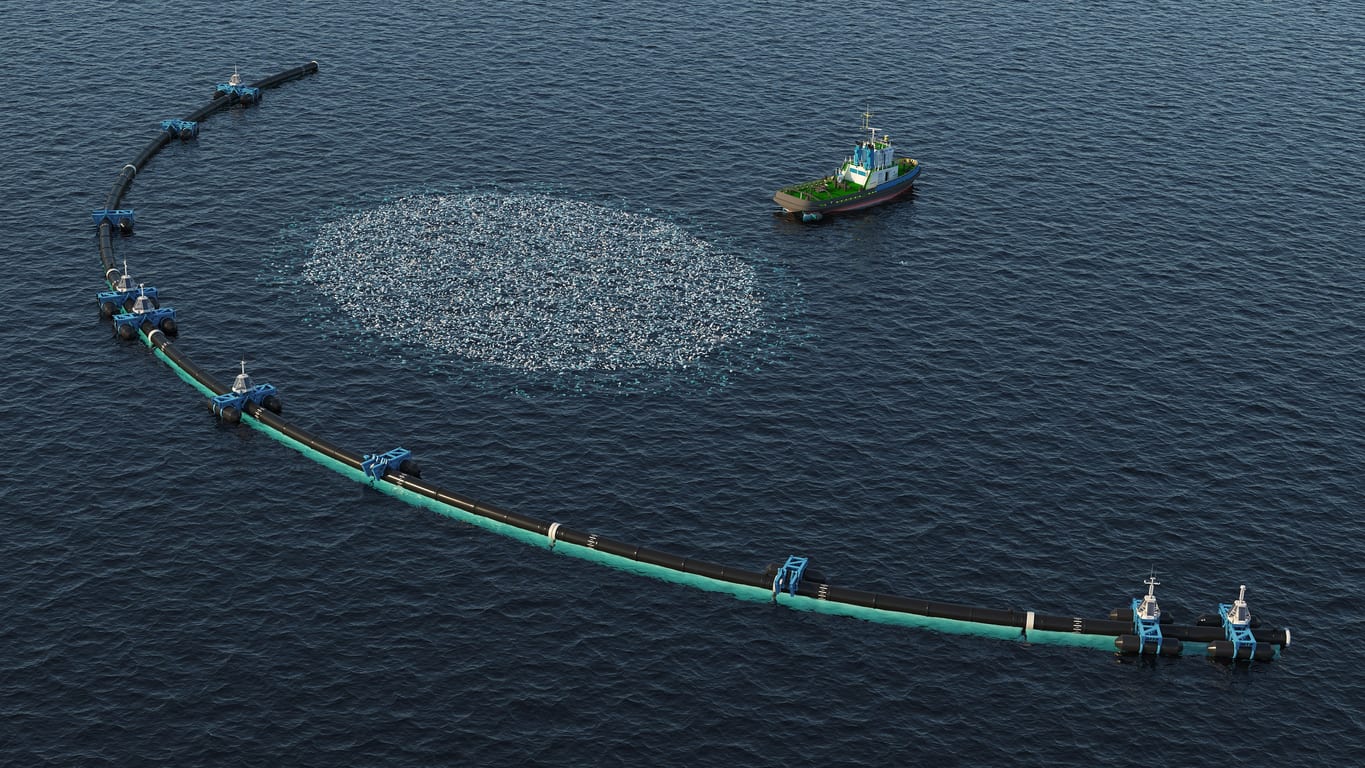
{"left": 1137, "top": 569, "right": 1161, "bottom": 621}
{"left": 862, "top": 108, "right": 875, "bottom": 144}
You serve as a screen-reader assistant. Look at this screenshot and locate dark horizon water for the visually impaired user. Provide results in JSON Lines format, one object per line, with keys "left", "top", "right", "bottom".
{"left": 5, "top": 1, "right": 1365, "bottom": 764}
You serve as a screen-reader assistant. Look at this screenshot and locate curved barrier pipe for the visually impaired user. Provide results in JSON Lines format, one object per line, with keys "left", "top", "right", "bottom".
{"left": 94, "top": 62, "right": 1290, "bottom": 660}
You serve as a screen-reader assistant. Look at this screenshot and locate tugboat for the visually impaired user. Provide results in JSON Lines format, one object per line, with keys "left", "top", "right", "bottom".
{"left": 773, "top": 111, "right": 920, "bottom": 221}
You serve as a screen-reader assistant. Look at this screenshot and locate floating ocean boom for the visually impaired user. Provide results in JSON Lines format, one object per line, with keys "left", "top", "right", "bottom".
{"left": 773, "top": 111, "right": 921, "bottom": 221}
{"left": 91, "top": 64, "right": 1291, "bottom": 662}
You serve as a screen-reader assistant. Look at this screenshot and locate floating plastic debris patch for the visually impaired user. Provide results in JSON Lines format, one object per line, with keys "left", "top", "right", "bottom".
{"left": 300, "top": 193, "right": 763, "bottom": 372}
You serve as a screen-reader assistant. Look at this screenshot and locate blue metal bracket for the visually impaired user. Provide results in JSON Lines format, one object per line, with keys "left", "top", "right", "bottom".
{"left": 92, "top": 209, "right": 135, "bottom": 230}
{"left": 97, "top": 284, "right": 158, "bottom": 310}
{"left": 772, "top": 555, "right": 809, "bottom": 600}
{"left": 361, "top": 447, "right": 413, "bottom": 482}
{"left": 210, "top": 383, "right": 279, "bottom": 419}
{"left": 113, "top": 305, "right": 176, "bottom": 336}
{"left": 160, "top": 119, "right": 199, "bottom": 139}
{"left": 215, "top": 83, "right": 261, "bottom": 102}
{"left": 1219, "top": 585, "right": 1257, "bottom": 658}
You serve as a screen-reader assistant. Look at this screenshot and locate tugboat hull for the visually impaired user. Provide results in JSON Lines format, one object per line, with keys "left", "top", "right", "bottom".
{"left": 774, "top": 163, "right": 919, "bottom": 215}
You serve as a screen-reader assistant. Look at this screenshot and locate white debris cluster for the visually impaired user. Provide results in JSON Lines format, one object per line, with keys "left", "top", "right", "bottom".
{"left": 299, "top": 192, "right": 762, "bottom": 372}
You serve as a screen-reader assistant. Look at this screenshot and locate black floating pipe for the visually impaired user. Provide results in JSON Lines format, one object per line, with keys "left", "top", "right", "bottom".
{"left": 635, "top": 546, "right": 687, "bottom": 571}
{"left": 587, "top": 535, "right": 639, "bottom": 560}
{"left": 100, "top": 61, "right": 320, "bottom": 214}
{"left": 129, "top": 134, "right": 171, "bottom": 181}
{"left": 94, "top": 60, "right": 1294, "bottom": 661}
{"left": 1030, "top": 614, "right": 1135, "bottom": 636}
{"left": 184, "top": 96, "right": 233, "bottom": 125}
{"left": 248, "top": 405, "right": 364, "bottom": 471}
{"left": 681, "top": 557, "right": 731, "bottom": 582}
{"left": 433, "top": 489, "right": 479, "bottom": 515}
{"left": 97, "top": 222, "right": 116, "bottom": 274}
{"left": 822, "top": 586, "right": 879, "bottom": 609}
{"left": 104, "top": 165, "right": 138, "bottom": 213}
{"left": 550, "top": 526, "right": 595, "bottom": 549}
{"left": 251, "top": 61, "right": 319, "bottom": 90}
{"left": 152, "top": 335, "right": 227, "bottom": 393}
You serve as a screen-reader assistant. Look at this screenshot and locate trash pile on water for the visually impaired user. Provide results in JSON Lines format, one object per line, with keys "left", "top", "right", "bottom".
{"left": 299, "top": 192, "right": 764, "bottom": 373}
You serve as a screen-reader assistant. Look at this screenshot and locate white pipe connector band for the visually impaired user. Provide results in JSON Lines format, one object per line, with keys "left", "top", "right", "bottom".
{"left": 1025, "top": 611, "right": 1036, "bottom": 633}
{"left": 547, "top": 522, "right": 561, "bottom": 547}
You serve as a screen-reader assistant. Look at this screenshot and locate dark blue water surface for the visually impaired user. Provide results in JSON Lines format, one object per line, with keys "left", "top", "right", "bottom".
{"left": 5, "top": 1, "right": 1365, "bottom": 764}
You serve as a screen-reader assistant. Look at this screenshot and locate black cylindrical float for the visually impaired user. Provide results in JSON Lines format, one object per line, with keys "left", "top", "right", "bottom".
{"left": 1115, "top": 634, "right": 1183, "bottom": 656}
{"left": 1195, "top": 613, "right": 1262, "bottom": 628}
{"left": 1253, "top": 627, "right": 1290, "bottom": 646}
{"left": 1206, "top": 640, "right": 1276, "bottom": 661}
{"left": 1161, "top": 625, "right": 1228, "bottom": 643}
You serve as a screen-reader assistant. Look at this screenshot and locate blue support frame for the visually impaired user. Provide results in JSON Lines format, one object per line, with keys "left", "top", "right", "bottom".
{"left": 215, "top": 83, "right": 261, "bottom": 101}
{"left": 772, "top": 555, "right": 809, "bottom": 600}
{"left": 1223, "top": 586, "right": 1250, "bottom": 657}
{"left": 1131, "top": 597, "right": 1164, "bottom": 655}
{"left": 92, "top": 209, "right": 135, "bottom": 229}
{"left": 361, "top": 447, "right": 413, "bottom": 482}
{"left": 97, "top": 284, "right": 158, "bottom": 309}
{"left": 113, "top": 306, "right": 176, "bottom": 335}
{"left": 210, "top": 383, "right": 280, "bottom": 419}
{"left": 1129, "top": 574, "right": 1165, "bottom": 655}
{"left": 160, "top": 119, "right": 200, "bottom": 139}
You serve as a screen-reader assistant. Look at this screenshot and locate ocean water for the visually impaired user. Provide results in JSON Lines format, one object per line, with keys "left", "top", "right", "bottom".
{"left": 4, "top": 0, "right": 1364, "bottom": 764}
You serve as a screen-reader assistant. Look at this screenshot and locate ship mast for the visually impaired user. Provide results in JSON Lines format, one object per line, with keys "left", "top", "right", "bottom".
{"left": 862, "top": 108, "right": 877, "bottom": 145}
